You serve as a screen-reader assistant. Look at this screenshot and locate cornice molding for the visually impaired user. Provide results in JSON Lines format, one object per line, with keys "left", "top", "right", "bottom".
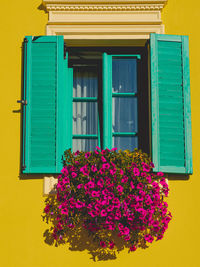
{"left": 43, "top": 0, "right": 167, "bottom": 12}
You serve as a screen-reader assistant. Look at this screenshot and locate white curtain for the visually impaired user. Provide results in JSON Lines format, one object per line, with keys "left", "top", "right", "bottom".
{"left": 73, "top": 68, "right": 98, "bottom": 152}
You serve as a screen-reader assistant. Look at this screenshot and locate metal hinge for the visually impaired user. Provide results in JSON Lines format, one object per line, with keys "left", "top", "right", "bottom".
{"left": 17, "top": 100, "right": 27, "bottom": 105}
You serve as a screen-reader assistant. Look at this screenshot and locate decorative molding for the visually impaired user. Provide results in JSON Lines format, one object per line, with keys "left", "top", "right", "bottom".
{"left": 43, "top": 0, "right": 167, "bottom": 12}
{"left": 45, "top": 4, "right": 165, "bottom": 12}
{"left": 42, "top": 0, "right": 167, "bottom": 41}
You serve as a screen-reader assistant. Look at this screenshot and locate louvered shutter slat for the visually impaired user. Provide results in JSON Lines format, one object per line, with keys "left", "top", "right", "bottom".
{"left": 150, "top": 34, "right": 192, "bottom": 174}
{"left": 22, "top": 36, "right": 72, "bottom": 173}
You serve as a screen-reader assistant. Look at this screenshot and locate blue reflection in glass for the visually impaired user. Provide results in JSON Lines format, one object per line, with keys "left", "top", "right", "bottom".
{"left": 112, "top": 58, "right": 137, "bottom": 93}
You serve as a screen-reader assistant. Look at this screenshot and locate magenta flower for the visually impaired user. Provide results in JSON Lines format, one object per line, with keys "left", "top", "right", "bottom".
{"left": 101, "top": 156, "right": 107, "bottom": 162}
{"left": 91, "top": 191, "right": 100, "bottom": 198}
{"left": 117, "top": 185, "right": 124, "bottom": 194}
{"left": 77, "top": 184, "right": 83, "bottom": 189}
{"left": 44, "top": 204, "right": 50, "bottom": 213}
{"left": 130, "top": 181, "right": 135, "bottom": 189}
{"left": 100, "top": 209, "right": 108, "bottom": 217}
{"left": 97, "top": 178, "right": 104, "bottom": 188}
{"left": 88, "top": 181, "right": 95, "bottom": 188}
{"left": 85, "top": 152, "right": 91, "bottom": 159}
{"left": 46, "top": 148, "right": 171, "bottom": 253}
{"left": 142, "top": 162, "right": 150, "bottom": 172}
{"left": 100, "top": 241, "right": 107, "bottom": 248}
{"left": 91, "top": 165, "right": 97, "bottom": 172}
{"left": 71, "top": 172, "right": 77, "bottom": 178}
{"left": 133, "top": 167, "right": 140, "bottom": 176}
{"left": 137, "top": 183, "right": 144, "bottom": 190}
{"left": 144, "top": 234, "right": 154, "bottom": 243}
{"left": 129, "top": 245, "right": 137, "bottom": 251}
{"left": 109, "top": 241, "right": 115, "bottom": 249}
{"left": 120, "top": 169, "right": 124, "bottom": 175}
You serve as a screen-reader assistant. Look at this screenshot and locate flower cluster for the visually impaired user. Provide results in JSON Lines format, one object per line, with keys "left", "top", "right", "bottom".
{"left": 44, "top": 148, "right": 172, "bottom": 252}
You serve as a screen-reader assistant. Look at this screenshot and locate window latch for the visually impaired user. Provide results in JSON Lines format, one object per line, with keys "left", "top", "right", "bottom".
{"left": 17, "top": 100, "right": 27, "bottom": 105}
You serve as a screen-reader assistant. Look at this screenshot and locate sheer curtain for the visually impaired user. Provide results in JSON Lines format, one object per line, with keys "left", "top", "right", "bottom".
{"left": 73, "top": 68, "right": 98, "bottom": 152}
{"left": 112, "top": 58, "right": 138, "bottom": 150}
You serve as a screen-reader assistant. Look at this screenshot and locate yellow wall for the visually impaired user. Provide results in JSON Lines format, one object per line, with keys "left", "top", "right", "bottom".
{"left": 0, "top": 1, "right": 200, "bottom": 266}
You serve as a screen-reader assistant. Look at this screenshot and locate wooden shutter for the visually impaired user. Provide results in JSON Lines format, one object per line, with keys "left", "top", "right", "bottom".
{"left": 150, "top": 34, "right": 192, "bottom": 174}
{"left": 22, "top": 36, "right": 72, "bottom": 173}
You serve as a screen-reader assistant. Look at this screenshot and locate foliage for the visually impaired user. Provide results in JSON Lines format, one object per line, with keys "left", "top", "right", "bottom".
{"left": 43, "top": 147, "right": 172, "bottom": 254}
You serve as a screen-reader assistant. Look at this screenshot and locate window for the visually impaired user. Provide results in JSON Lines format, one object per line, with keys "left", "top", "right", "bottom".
{"left": 68, "top": 48, "right": 149, "bottom": 154}
{"left": 21, "top": 35, "right": 192, "bottom": 174}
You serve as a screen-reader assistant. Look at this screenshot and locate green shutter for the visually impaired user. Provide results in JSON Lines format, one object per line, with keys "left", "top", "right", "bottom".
{"left": 150, "top": 33, "right": 192, "bottom": 174}
{"left": 22, "top": 36, "right": 72, "bottom": 173}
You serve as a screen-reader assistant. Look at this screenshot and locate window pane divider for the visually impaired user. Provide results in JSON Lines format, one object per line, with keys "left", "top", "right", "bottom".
{"left": 73, "top": 134, "right": 98, "bottom": 139}
{"left": 112, "top": 132, "right": 137, "bottom": 137}
{"left": 112, "top": 93, "right": 137, "bottom": 97}
{"left": 111, "top": 54, "right": 141, "bottom": 60}
{"left": 73, "top": 97, "right": 97, "bottom": 102}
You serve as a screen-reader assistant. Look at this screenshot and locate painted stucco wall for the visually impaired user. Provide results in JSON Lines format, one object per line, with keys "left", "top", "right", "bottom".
{"left": 0, "top": 0, "right": 200, "bottom": 266}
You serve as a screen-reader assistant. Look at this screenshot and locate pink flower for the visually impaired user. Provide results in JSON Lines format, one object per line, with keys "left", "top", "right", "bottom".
{"left": 144, "top": 234, "right": 154, "bottom": 243}
{"left": 100, "top": 209, "right": 108, "bottom": 217}
{"left": 107, "top": 205, "right": 114, "bottom": 212}
{"left": 102, "top": 163, "right": 110, "bottom": 169}
{"left": 44, "top": 205, "right": 50, "bottom": 213}
{"left": 97, "top": 178, "right": 104, "bottom": 188}
{"left": 121, "top": 175, "right": 128, "bottom": 183}
{"left": 146, "top": 175, "right": 152, "bottom": 183}
{"left": 74, "top": 150, "right": 80, "bottom": 156}
{"left": 101, "top": 156, "right": 107, "bottom": 162}
{"left": 111, "top": 147, "right": 117, "bottom": 151}
{"left": 117, "top": 185, "right": 124, "bottom": 194}
{"left": 137, "top": 183, "right": 144, "bottom": 190}
{"left": 133, "top": 167, "right": 140, "bottom": 176}
{"left": 88, "top": 210, "right": 98, "bottom": 217}
{"left": 142, "top": 162, "right": 150, "bottom": 172}
{"left": 130, "top": 181, "right": 135, "bottom": 189}
{"left": 109, "top": 241, "right": 115, "bottom": 249}
{"left": 157, "top": 172, "right": 164, "bottom": 177}
{"left": 88, "top": 181, "right": 95, "bottom": 188}
{"left": 110, "top": 169, "right": 116, "bottom": 175}
{"left": 77, "top": 184, "right": 83, "bottom": 189}
{"left": 71, "top": 172, "right": 77, "bottom": 178}
{"left": 100, "top": 241, "right": 107, "bottom": 248}
{"left": 129, "top": 245, "right": 137, "bottom": 251}
{"left": 85, "top": 152, "right": 91, "bottom": 158}
{"left": 120, "top": 169, "right": 124, "bottom": 175}
{"left": 91, "top": 191, "right": 100, "bottom": 198}
{"left": 91, "top": 165, "right": 97, "bottom": 172}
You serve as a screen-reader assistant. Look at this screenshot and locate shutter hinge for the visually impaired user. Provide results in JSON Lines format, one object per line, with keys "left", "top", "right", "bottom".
{"left": 24, "top": 38, "right": 28, "bottom": 43}
{"left": 17, "top": 100, "right": 27, "bottom": 105}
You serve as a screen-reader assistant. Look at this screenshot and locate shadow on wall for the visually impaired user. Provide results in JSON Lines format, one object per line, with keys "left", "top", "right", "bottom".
{"left": 42, "top": 196, "right": 149, "bottom": 261}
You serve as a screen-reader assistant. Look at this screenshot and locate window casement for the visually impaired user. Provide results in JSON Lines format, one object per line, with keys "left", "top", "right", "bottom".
{"left": 21, "top": 34, "right": 192, "bottom": 175}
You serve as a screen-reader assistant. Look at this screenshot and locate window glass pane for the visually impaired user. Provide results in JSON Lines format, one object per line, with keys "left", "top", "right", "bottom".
{"left": 73, "top": 68, "right": 98, "bottom": 97}
{"left": 113, "top": 136, "right": 138, "bottom": 151}
{"left": 112, "top": 58, "right": 137, "bottom": 93}
{"left": 112, "top": 97, "right": 138, "bottom": 132}
{"left": 73, "top": 139, "right": 98, "bottom": 152}
{"left": 73, "top": 102, "right": 98, "bottom": 135}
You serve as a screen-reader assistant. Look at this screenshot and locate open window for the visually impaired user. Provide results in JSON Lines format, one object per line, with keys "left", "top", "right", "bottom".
{"left": 21, "top": 34, "right": 192, "bottom": 174}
